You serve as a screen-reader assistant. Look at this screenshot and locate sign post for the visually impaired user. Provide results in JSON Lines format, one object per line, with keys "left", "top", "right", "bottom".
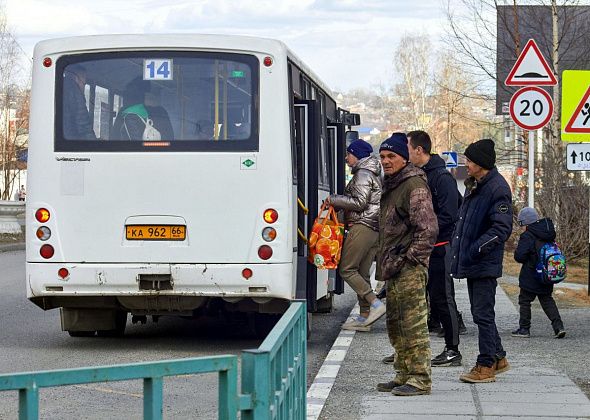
{"left": 505, "top": 39, "right": 557, "bottom": 209}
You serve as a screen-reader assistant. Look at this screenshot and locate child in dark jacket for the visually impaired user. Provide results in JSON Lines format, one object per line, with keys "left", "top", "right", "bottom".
{"left": 512, "top": 207, "right": 566, "bottom": 338}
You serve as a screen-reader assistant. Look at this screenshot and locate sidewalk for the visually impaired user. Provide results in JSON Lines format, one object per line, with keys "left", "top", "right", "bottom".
{"left": 314, "top": 279, "right": 590, "bottom": 420}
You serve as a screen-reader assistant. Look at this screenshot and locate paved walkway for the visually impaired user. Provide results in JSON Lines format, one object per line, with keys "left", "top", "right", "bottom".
{"left": 311, "top": 279, "right": 590, "bottom": 419}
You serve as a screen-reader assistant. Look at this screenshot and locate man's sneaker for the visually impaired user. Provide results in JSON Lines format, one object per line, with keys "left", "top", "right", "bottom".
{"left": 376, "top": 380, "right": 402, "bottom": 392}
{"left": 364, "top": 300, "right": 386, "bottom": 326}
{"left": 511, "top": 327, "right": 530, "bottom": 338}
{"left": 381, "top": 353, "right": 396, "bottom": 365}
{"left": 431, "top": 348, "right": 462, "bottom": 367}
{"left": 391, "top": 384, "right": 430, "bottom": 396}
{"left": 458, "top": 312, "right": 468, "bottom": 335}
{"left": 494, "top": 357, "right": 510, "bottom": 374}
{"left": 554, "top": 329, "right": 566, "bottom": 339}
{"left": 342, "top": 316, "right": 371, "bottom": 332}
{"left": 459, "top": 364, "right": 496, "bottom": 383}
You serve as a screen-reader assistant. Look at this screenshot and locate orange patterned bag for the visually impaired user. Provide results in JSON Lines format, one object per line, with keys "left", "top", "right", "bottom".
{"left": 308, "top": 202, "right": 344, "bottom": 269}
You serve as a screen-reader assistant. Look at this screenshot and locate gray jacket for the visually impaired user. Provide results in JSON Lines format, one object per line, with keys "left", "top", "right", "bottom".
{"left": 330, "top": 155, "right": 382, "bottom": 231}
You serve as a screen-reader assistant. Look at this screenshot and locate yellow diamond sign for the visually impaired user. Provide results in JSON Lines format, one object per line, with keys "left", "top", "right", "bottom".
{"left": 561, "top": 70, "right": 590, "bottom": 142}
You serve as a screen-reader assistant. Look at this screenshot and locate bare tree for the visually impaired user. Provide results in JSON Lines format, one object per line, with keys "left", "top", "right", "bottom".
{"left": 0, "top": 7, "right": 30, "bottom": 200}
{"left": 394, "top": 34, "right": 432, "bottom": 130}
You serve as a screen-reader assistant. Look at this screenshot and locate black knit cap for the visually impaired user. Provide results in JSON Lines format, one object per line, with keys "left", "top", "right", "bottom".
{"left": 464, "top": 139, "right": 496, "bottom": 170}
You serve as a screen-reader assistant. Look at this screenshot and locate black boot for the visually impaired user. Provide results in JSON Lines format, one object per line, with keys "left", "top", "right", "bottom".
{"left": 458, "top": 311, "right": 467, "bottom": 335}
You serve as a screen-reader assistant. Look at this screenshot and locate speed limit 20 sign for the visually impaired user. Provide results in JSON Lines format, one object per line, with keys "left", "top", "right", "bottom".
{"left": 509, "top": 86, "right": 554, "bottom": 130}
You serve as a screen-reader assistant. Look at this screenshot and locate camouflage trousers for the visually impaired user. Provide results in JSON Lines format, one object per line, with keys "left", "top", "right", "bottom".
{"left": 386, "top": 264, "right": 432, "bottom": 390}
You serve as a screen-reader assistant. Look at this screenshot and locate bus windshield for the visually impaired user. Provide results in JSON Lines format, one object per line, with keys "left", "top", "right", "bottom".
{"left": 55, "top": 51, "right": 259, "bottom": 152}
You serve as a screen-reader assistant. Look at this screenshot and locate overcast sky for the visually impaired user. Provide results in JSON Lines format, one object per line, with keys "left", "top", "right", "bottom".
{"left": 5, "top": 0, "right": 447, "bottom": 92}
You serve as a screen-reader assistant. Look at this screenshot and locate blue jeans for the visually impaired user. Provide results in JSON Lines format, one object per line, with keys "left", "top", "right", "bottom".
{"left": 467, "top": 277, "right": 506, "bottom": 367}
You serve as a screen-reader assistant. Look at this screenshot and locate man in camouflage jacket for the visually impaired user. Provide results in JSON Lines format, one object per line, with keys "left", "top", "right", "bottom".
{"left": 376, "top": 133, "right": 438, "bottom": 396}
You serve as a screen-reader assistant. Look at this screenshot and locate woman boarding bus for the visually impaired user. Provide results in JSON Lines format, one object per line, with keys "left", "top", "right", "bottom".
{"left": 26, "top": 34, "right": 358, "bottom": 336}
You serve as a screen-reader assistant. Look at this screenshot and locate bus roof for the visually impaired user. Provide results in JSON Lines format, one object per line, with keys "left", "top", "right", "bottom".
{"left": 34, "top": 34, "right": 334, "bottom": 99}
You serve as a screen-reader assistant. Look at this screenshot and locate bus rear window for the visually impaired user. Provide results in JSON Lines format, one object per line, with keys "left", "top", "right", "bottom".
{"left": 55, "top": 51, "right": 259, "bottom": 152}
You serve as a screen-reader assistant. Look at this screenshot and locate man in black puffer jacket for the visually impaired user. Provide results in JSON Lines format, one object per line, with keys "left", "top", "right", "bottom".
{"left": 450, "top": 139, "right": 513, "bottom": 384}
{"left": 511, "top": 207, "right": 565, "bottom": 339}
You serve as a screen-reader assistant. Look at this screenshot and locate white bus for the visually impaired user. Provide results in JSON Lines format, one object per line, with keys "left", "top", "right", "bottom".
{"left": 26, "top": 34, "right": 359, "bottom": 336}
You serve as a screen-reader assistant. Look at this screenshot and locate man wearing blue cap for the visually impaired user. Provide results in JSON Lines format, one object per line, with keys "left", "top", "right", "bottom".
{"left": 328, "top": 139, "right": 385, "bottom": 331}
{"left": 376, "top": 132, "right": 438, "bottom": 396}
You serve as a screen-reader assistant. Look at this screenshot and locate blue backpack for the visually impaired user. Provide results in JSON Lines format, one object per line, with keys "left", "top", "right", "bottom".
{"left": 535, "top": 241, "right": 567, "bottom": 285}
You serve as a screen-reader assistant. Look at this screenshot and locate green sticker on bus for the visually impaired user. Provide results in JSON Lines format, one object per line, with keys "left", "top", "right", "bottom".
{"left": 231, "top": 70, "right": 245, "bottom": 78}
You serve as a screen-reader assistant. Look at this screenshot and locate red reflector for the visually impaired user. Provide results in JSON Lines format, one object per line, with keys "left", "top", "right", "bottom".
{"left": 35, "top": 208, "right": 50, "bottom": 223}
{"left": 263, "top": 209, "right": 278, "bottom": 224}
{"left": 242, "top": 268, "right": 253, "bottom": 279}
{"left": 258, "top": 245, "right": 273, "bottom": 260}
{"left": 43, "top": 57, "right": 52, "bottom": 67}
{"left": 263, "top": 56, "right": 273, "bottom": 67}
{"left": 58, "top": 268, "right": 69, "bottom": 279}
{"left": 40, "top": 244, "right": 54, "bottom": 259}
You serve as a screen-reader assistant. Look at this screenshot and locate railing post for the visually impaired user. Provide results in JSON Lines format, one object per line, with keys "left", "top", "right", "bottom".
{"left": 18, "top": 386, "right": 39, "bottom": 420}
{"left": 143, "top": 377, "right": 163, "bottom": 420}
{"left": 241, "top": 349, "right": 271, "bottom": 420}
{"left": 218, "top": 358, "right": 238, "bottom": 420}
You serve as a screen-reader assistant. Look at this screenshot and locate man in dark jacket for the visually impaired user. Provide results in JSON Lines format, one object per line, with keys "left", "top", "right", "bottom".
{"left": 63, "top": 64, "right": 97, "bottom": 140}
{"left": 450, "top": 139, "right": 513, "bottom": 384}
{"left": 512, "top": 207, "right": 566, "bottom": 339}
{"left": 407, "top": 130, "right": 463, "bottom": 367}
{"left": 376, "top": 133, "right": 438, "bottom": 396}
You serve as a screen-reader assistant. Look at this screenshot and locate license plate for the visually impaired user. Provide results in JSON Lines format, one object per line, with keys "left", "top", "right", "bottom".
{"left": 125, "top": 225, "right": 186, "bottom": 241}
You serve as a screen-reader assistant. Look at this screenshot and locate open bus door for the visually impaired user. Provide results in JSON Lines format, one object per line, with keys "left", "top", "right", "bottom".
{"left": 327, "top": 122, "right": 346, "bottom": 295}
{"left": 293, "top": 99, "right": 332, "bottom": 313}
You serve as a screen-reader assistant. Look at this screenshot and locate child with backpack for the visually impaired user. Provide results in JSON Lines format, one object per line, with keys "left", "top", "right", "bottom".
{"left": 512, "top": 207, "right": 566, "bottom": 339}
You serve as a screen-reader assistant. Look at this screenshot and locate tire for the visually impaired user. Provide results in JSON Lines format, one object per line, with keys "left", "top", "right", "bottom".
{"left": 314, "top": 293, "right": 334, "bottom": 313}
{"left": 97, "top": 311, "right": 128, "bottom": 337}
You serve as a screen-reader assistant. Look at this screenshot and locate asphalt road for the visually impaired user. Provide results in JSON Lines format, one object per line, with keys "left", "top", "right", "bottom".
{"left": 0, "top": 250, "right": 356, "bottom": 419}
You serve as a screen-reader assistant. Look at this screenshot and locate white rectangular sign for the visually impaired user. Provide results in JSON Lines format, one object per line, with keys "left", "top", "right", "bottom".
{"left": 566, "top": 143, "right": 590, "bottom": 170}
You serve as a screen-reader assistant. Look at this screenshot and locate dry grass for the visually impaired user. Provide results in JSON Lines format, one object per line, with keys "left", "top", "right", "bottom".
{"left": 503, "top": 251, "right": 588, "bottom": 285}
{"left": 0, "top": 232, "right": 24, "bottom": 244}
{"left": 501, "top": 282, "right": 590, "bottom": 308}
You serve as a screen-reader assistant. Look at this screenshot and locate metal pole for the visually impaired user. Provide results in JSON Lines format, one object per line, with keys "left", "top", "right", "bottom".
{"left": 528, "top": 130, "right": 535, "bottom": 208}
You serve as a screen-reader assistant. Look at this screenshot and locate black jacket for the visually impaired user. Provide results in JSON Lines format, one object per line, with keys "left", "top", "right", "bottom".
{"left": 62, "top": 77, "right": 97, "bottom": 140}
{"left": 514, "top": 218, "right": 556, "bottom": 295}
{"left": 423, "top": 154, "right": 460, "bottom": 243}
{"left": 450, "top": 167, "right": 513, "bottom": 279}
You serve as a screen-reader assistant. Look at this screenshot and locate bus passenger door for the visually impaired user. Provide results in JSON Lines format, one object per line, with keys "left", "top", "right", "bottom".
{"left": 293, "top": 100, "right": 323, "bottom": 312}
{"left": 328, "top": 123, "right": 346, "bottom": 295}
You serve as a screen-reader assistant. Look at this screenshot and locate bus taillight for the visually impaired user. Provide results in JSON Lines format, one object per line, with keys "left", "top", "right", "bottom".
{"left": 43, "top": 57, "right": 52, "bottom": 67}
{"left": 40, "top": 244, "right": 54, "bottom": 259}
{"left": 35, "top": 208, "right": 51, "bottom": 223}
{"left": 36, "top": 226, "right": 51, "bottom": 241}
{"left": 58, "top": 268, "right": 69, "bottom": 279}
{"left": 262, "top": 227, "right": 276, "bottom": 242}
{"left": 263, "top": 56, "right": 273, "bottom": 67}
{"left": 263, "top": 209, "right": 278, "bottom": 224}
{"left": 258, "top": 245, "right": 273, "bottom": 260}
{"left": 242, "top": 268, "right": 253, "bottom": 279}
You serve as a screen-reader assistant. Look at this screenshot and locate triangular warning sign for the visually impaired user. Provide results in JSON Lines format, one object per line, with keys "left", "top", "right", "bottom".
{"left": 505, "top": 39, "right": 557, "bottom": 86}
{"left": 564, "top": 86, "right": 590, "bottom": 133}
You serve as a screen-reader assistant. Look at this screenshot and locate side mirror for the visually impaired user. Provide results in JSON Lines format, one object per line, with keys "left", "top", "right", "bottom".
{"left": 343, "top": 113, "right": 361, "bottom": 126}
{"left": 345, "top": 131, "right": 359, "bottom": 143}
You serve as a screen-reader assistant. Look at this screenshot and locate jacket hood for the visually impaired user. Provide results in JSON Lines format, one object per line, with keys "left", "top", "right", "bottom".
{"left": 422, "top": 154, "right": 446, "bottom": 173}
{"left": 526, "top": 217, "right": 556, "bottom": 242}
{"left": 383, "top": 163, "right": 426, "bottom": 193}
{"left": 352, "top": 155, "right": 382, "bottom": 176}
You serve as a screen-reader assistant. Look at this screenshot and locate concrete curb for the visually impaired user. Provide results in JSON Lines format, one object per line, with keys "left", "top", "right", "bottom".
{"left": 0, "top": 242, "right": 25, "bottom": 253}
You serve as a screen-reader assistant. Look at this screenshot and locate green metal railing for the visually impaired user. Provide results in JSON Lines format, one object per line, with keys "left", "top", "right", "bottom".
{"left": 0, "top": 301, "right": 307, "bottom": 420}
{"left": 242, "top": 300, "right": 307, "bottom": 420}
